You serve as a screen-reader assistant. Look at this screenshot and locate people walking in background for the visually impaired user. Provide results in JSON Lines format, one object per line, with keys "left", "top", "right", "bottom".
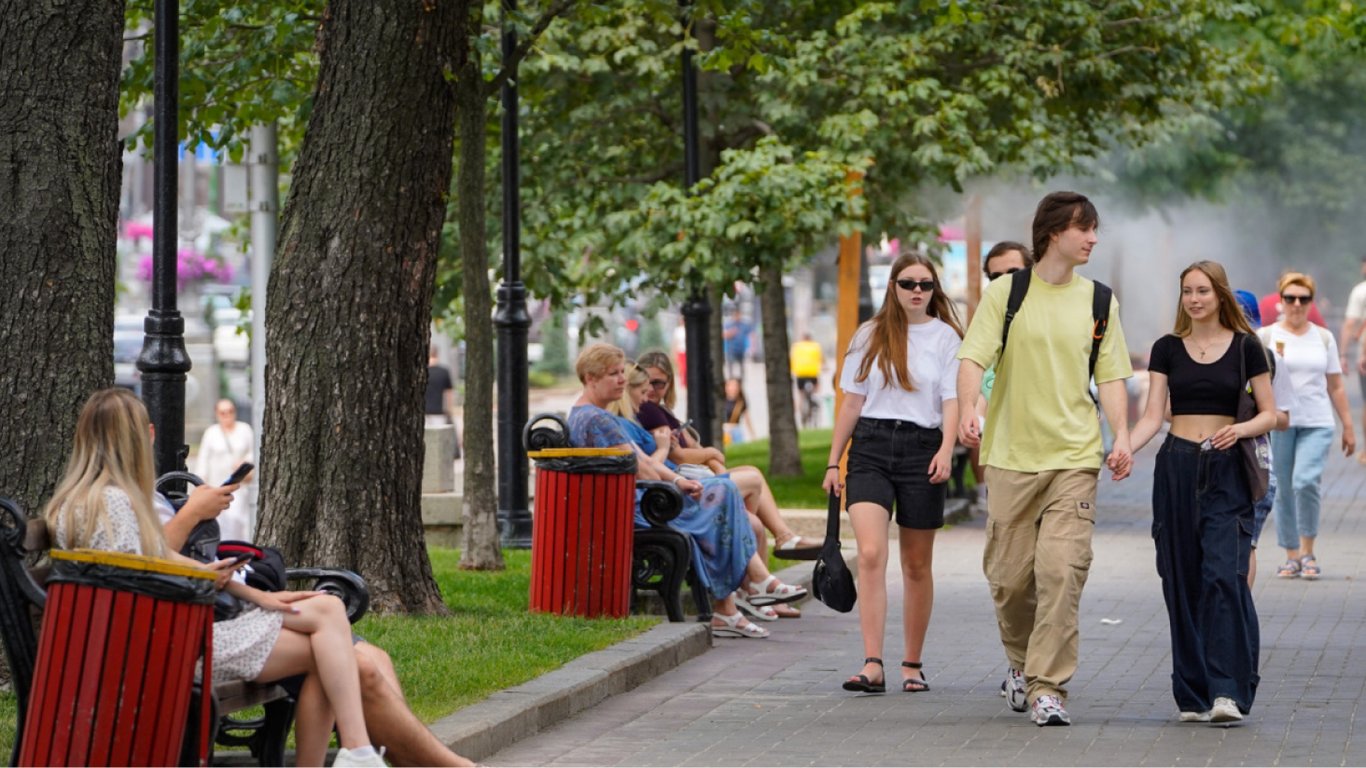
{"left": 723, "top": 307, "right": 753, "bottom": 380}
{"left": 956, "top": 191, "right": 1133, "bottom": 727}
{"left": 1234, "top": 289, "right": 1296, "bottom": 587}
{"left": 195, "top": 398, "right": 255, "bottom": 542}
{"left": 425, "top": 345, "right": 461, "bottom": 458}
{"left": 722, "top": 378, "right": 755, "bottom": 446}
{"left": 790, "top": 332, "right": 824, "bottom": 427}
{"left": 1259, "top": 276, "right": 1326, "bottom": 327}
{"left": 1257, "top": 272, "right": 1356, "bottom": 580}
{"left": 1128, "top": 262, "right": 1276, "bottom": 724}
{"left": 825, "top": 252, "right": 963, "bottom": 696}
{"left": 1338, "top": 254, "right": 1366, "bottom": 461}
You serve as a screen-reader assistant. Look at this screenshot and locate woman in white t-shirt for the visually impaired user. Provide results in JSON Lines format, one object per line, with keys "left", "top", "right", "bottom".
{"left": 1257, "top": 273, "right": 1356, "bottom": 580}
{"left": 824, "top": 253, "right": 962, "bottom": 694}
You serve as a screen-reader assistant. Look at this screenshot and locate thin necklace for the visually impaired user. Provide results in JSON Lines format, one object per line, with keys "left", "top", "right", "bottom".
{"left": 1190, "top": 331, "right": 1226, "bottom": 360}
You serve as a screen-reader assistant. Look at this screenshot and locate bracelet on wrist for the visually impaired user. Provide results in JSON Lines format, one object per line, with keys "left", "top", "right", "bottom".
{"left": 826, "top": 464, "right": 840, "bottom": 470}
{"left": 672, "top": 476, "right": 685, "bottom": 486}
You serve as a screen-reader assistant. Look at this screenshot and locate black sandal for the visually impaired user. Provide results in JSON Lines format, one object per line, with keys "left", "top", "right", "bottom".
{"left": 902, "top": 661, "right": 930, "bottom": 693}
{"left": 842, "top": 657, "right": 886, "bottom": 693}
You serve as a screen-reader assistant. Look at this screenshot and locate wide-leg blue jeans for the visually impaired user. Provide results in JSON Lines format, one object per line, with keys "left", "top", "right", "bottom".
{"left": 1151, "top": 435, "right": 1259, "bottom": 714}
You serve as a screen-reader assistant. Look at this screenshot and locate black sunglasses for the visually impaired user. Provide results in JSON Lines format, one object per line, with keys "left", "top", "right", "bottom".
{"left": 894, "top": 278, "right": 936, "bottom": 292}
{"left": 648, "top": 379, "right": 669, "bottom": 389}
{"left": 987, "top": 267, "right": 1022, "bottom": 281}
{"left": 1281, "top": 294, "right": 1313, "bottom": 305}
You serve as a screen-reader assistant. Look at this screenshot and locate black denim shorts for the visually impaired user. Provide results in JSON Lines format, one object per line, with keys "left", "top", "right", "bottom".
{"left": 845, "top": 417, "right": 947, "bottom": 530}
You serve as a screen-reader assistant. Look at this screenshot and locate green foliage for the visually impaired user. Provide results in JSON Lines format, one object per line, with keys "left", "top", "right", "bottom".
{"left": 512, "top": 0, "right": 1262, "bottom": 319}
{"left": 121, "top": 0, "right": 323, "bottom": 163}
{"left": 724, "top": 428, "right": 837, "bottom": 508}
{"left": 535, "top": 308, "right": 572, "bottom": 377}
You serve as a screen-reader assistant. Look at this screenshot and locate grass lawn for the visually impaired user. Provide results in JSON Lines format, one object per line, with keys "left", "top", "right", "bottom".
{"left": 0, "top": 548, "right": 657, "bottom": 756}
{"left": 725, "top": 428, "right": 835, "bottom": 509}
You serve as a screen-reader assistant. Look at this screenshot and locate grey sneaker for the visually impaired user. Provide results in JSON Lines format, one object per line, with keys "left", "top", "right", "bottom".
{"left": 1031, "top": 694, "right": 1071, "bottom": 726}
{"left": 999, "top": 667, "right": 1027, "bottom": 712}
{"left": 1210, "top": 696, "right": 1243, "bottom": 723}
{"left": 1179, "top": 710, "right": 1212, "bottom": 722}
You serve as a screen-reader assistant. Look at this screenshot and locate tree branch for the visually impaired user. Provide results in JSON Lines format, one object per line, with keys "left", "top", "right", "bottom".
{"left": 482, "top": 0, "right": 579, "bottom": 99}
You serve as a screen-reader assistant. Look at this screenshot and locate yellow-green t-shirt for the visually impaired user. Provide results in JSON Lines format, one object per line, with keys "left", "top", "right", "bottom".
{"left": 957, "top": 271, "right": 1132, "bottom": 472}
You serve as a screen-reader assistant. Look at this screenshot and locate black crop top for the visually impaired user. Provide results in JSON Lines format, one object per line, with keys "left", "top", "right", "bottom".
{"left": 1149, "top": 333, "right": 1268, "bottom": 417}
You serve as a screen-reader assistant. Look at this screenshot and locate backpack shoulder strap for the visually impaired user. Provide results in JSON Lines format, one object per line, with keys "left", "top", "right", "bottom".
{"left": 1315, "top": 324, "right": 1332, "bottom": 350}
{"left": 1089, "top": 280, "right": 1113, "bottom": 382}
{"left": 1000, "top": 268, "right": 1032, "bottom": 353}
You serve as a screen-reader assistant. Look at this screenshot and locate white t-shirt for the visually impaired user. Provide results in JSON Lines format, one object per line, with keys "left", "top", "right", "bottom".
{"left": 839, "top": 317, "right": 961, "bottom": 426}
{"left": 1258, "top": 323, "right": 1340, "bottom": 428}
{"left": 1345, "top": 280, "right": 1366, "bottom": 321}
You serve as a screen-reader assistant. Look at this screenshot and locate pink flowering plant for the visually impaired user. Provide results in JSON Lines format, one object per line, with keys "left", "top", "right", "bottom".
{"left": 136, "top": 249, "right": 234, "bottom": 290}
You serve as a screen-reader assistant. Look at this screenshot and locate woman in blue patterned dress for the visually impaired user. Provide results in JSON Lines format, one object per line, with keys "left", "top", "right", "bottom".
{"left": 568, "top": 344, "right": 806, "bottom": 638}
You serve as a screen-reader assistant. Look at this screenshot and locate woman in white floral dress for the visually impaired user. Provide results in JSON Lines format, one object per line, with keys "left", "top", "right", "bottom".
{"left": 45, "top": 389, "right": 385, "bottom": 768}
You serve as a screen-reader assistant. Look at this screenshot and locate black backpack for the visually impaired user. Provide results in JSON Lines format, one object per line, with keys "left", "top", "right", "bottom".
{"left": 1000, "top": 268, "right": 1113, "bottom": 400}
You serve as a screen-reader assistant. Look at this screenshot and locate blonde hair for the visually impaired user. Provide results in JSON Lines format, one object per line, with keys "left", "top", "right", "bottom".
{"left": 636, "top": 350, "right": 676, "bottom": 409}
{"left": 1278, "top": 272, "right": 1315, "bottom": 297}
{"left": 44, "top": 389, "right": 166, "bottom": 558}
{"left": 608, "top": 361, "right": 649, "bottom": 421}
{"left": 575, "top": 343, "right": 625, "bottom": 384}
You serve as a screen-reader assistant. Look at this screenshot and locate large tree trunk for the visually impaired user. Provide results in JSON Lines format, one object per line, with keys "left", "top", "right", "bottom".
{"left": 259, "top": 0, "right": 458, "bottom": 614}
{"left": 454, "top": 0, "right": 503, "bottom": 571}
{"left": 0, "top": 2, "right": 124, "bottom": 512}
{"left": 760, "top": 264, "right": 802, "bottom": 476}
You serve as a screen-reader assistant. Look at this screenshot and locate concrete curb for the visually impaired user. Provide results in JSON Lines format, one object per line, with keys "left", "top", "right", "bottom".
{"left": 430, "top": 621, "right": 711, "bottom": 763}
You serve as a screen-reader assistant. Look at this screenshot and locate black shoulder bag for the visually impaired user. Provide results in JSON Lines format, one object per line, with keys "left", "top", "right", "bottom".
{"left": 811, "top": 493, "right": 856, "bottom": 613}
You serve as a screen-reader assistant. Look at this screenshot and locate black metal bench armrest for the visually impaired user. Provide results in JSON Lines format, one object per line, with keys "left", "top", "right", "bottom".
{"left": 286, "top": 567, "right": 370, "bottom": 624}
{"left": 637, "top": 481, "right": 684, "bottom": 527}
{"left": 524, "top": 412, "right": 571, "bottom": 451}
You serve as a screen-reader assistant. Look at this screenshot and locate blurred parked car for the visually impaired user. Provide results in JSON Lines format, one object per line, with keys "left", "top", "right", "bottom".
{"left": 114, "top": 314, "right": 143, "bottom": 394}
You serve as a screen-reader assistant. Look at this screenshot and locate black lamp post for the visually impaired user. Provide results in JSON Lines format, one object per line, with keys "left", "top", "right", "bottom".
{"left": 495, "top": 0, "right": 533, "bottom": 548}
{"left": 138, "top": 0, "right": 191, "bottom": 478}
{"left": 680, "top": 0, "right": 713, "bottom": 446}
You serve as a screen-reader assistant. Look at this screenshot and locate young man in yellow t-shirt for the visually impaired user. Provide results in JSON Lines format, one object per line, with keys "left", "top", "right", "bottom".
{"left": 956, "top": 191, "right": 1134, "bottom": 727}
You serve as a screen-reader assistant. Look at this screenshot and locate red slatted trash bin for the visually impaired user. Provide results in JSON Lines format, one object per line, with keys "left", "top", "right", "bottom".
{"left": 529, "top": 447, "right": 636, "bottom": 618}
{"left": 21, "top": 549, "right": 216, "bottom": 767}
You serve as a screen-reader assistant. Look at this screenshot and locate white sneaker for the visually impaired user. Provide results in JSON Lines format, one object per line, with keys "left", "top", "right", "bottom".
{"left": 999, "top": 667, "right": 1027, "bottom": 712}
{"left": 1031, "top": 694, "right": 1071, "bottom": 726}
{"left": 1210, "top": 697, "right": 1243, "bottom": 723}
{"left": 1179, "top": 710, "right": 1212, "bottom": 722}
{"left": 333, "top": 746, "right": 387, "bottom": 767}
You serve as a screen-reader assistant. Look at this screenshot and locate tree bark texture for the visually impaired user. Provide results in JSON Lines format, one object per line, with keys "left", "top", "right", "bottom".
{"left": 759, "top": 264, "right": 802, "bottom": 476}
{"left": 260, "top": 0, "right": 459, "bottom": 614}
{"left": 0, "top": 1, "right": 124, "bottom": 512}
{"left": 453, "top": 1, "right": 503, "bottom": 571}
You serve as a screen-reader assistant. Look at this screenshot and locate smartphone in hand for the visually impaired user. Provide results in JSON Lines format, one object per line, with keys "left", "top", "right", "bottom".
{"left": 222, "top": 462, "right": 254, "bottom": 486}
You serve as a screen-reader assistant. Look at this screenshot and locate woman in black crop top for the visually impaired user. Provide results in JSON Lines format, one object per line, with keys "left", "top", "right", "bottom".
{"left": 1128, "top": 261, "right": 1277, "bottom": 725}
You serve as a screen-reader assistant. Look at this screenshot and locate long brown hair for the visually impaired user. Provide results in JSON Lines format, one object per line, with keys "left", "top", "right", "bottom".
{"left": 1173, "top": 260, "right": 1254, "bottom": 338}
{"left": 45, "top": 389, "right": 166, "bottom": 557}
{"left": 855, "top": 253, "right": 964, "bottom": 391}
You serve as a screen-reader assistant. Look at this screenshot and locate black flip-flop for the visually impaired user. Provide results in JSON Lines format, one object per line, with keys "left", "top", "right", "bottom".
{"left": 842, "top": 657, "right": 886, "bottom": 693}
{"left": 902, "top": 661, "right": 930, "bottom": 693}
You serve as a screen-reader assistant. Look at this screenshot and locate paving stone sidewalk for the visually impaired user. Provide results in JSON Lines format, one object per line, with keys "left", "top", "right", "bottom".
{"left": 487, "top": 443, "right": 1366, "bottom": 766}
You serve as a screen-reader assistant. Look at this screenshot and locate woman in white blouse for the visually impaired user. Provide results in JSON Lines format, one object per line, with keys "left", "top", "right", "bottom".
{"left": 195, "top": 399, "right": 255, "bottom": 541}
{"left": 1258, "top": 273, "right": 1356, "bottom": 580}
{"left": 824, "top": 253, "right": 963, "bottom": 694}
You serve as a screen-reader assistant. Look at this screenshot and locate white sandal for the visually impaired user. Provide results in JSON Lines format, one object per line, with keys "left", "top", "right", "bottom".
{"left": 741, "top": 575, "right": 808, "bottom": 607}
{"left": 711, "top": 610, "right": 770, "bottom": 638}
{"left": 733, "top": 590, "right": 779, "bottom": 621}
